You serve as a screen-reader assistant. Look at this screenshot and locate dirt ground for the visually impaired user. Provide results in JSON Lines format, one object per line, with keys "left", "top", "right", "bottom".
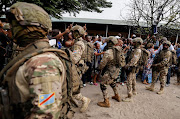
{"left": 73, "top": 76, "right": 180, "bottom": 119}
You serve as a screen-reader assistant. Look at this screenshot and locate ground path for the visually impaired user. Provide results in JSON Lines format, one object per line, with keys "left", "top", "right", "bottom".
{"left": 74, "top": 76, "right": 180, "bottom": 119}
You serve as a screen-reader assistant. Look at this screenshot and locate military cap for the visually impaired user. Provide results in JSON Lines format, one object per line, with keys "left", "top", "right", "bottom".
{"left": 71, "top": 25, "right": 85, "bottom": 35}
{"left": 133, "top": 37, "right": 143, "bottom": 44}
{"left": 163, "top": 40, "right": 171, "bottom": 47}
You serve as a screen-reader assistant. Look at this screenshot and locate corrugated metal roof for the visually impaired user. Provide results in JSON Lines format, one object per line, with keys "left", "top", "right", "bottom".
{"left": 51, "top": 17, "right": 132, "bottom": 25}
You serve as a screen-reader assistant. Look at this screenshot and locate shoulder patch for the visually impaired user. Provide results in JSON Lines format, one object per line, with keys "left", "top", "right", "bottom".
{"left": 38, "top": 92, "right": 55, "bottom": 107}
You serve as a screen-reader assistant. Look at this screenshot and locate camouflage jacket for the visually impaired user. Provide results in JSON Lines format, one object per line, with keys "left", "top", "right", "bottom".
{"left": 153, "top": 49, "right": 171, "bottom": 69}
{"left": 2, "top": 41, "right": 69, "bottom": 119}
{"left": 126, "top": 47, "right": 141, "bottom": 67}
{"left": 99, "top": 48, "right": 120, "bottom": 79}
{"left": 71, "top": 37, "right": 85, "bottom": 64}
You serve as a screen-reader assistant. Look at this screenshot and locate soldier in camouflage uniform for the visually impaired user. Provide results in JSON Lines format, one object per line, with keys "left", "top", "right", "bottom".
{"left": 68, "top": 25, "right": 91, "bottom": 112}
{"left": 97, "top": 36, "right": 121, "bottom": 108}
{"left": 0, "top": 2, "right": 75, "bottom": 119}
{"left": 146, "top": 41, "right": 172, "bottom": 94}
{"left": 122, "top": 37, "right": 143, "bottom": 102}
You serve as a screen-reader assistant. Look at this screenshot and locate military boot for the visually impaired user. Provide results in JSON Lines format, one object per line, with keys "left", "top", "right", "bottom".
{"left": 122, "top": 97, "right": 132, "bottom": 102}
{"left": 157, "top": 87, "right": 164, "bottom": 95}
{"left": 97, "top": 98, "right": 110, "bottom": 107}
{"left": 80, "top": 97, "right": 91, "bottom": 112}
{"left": 132, "top": 90, "right": 137, "bottom": 95}
{"left": 112, "top": 94, "right": 120, "bottom": 102}
{"left": 73, "top": 93, "right": 91, "bottom": 112}
{"left": 146, "top": 84, "right": 155, "bottom": 91}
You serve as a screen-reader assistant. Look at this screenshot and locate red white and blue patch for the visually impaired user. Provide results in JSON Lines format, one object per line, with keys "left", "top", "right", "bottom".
{"left": 38, "top": 92, "right": 55, "bottom": 106}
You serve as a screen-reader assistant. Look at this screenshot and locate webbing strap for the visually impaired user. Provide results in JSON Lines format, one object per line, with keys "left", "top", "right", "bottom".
{"left": 31, "top": 75, "right": 60, "bottom": 85}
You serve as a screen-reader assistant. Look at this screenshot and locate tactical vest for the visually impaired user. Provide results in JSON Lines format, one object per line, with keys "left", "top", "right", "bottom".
{"left": 138, "top": 48, "right": 150, "bottom": 67}
{"left": 127, "top": 48, "right": 140, "bottom": 67}
{"left": 112, "top": 46, "right": 126, "bottom": 67}
{"left": 153, "top": 49, "right": 171, "bottom": 68}
{"left": 0, "top": 41, "right": 77, "bottom": 119}
{"left": 102, "top": 48, "right": 120, "bottom": 80}
{"left": 81, "top": 40, "right": 94, "bottom": 63}
{"left": 70, "top": 38, "right": 89, "bottom": 75}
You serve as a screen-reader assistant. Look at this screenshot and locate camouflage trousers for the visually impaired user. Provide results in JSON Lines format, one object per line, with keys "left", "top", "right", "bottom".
{"left": 100, "top": 73, "right": 118, "bottom": 99}
{"left": 151, "top": 68, "right": 168, "bottom": 88}
{"left": 126, "top": 72, "right": 136, "bottom": 97}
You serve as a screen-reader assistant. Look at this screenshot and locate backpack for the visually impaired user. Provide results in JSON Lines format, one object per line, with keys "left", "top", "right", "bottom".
{"left": 82, "top": 40, "right": 94, "bottom": 63}
{"left": 138, "top": 48, "right": 150, "bottom": 67}
{"left": 113, "top": 46, "right": 126, "bottom": 67}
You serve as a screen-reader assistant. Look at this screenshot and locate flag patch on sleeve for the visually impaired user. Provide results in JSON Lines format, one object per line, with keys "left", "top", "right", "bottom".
{"left": 39, "top": 92, "right": 55, "bottom": 106}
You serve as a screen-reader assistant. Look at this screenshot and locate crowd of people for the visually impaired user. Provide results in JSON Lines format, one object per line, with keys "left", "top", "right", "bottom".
{"left": 0, "top": 2, "right": 179, "bottom": 119}
{"left": 47, "top": 28, "right": 180, "bottom": 87}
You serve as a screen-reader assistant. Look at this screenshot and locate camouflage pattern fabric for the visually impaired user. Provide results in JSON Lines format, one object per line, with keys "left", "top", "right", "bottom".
{"left": 154, "top": 49, "right": 171, "bottom": 70}
{"left": 99, "top": 48, "right": 120, "bottom": 98}
{"left": 72, "top": 38, "right": 85, "bottom": 64}
{"left": 10, "top": 2, "right": 52, "bottom": 31}
{"left": 151, "top": 69, "right": 168, "bottom": 89}
{"left": 11, "top": 52, "right": 66, "bottom": 118}
{"left": 125, "top": 47, "right": 141, "bottom": 98}
{"left": 151, "top": 49, "right": 171, "bottom": 90}
{"left": 126, "top": 72, "right": 136, "bottom": 97}
{"left": 126, "top": 48, "right": 142, "bottom": 67}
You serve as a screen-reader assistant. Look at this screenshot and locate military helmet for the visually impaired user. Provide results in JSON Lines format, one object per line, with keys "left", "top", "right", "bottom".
{"left": 107, "top": 36, "right": 118, "bottom": 45}
{"left": 133, "top": 37, "right": 143, "bottom": 44}
{"left": 9, "top": 2, "right": 52, "bottom": 31}
{"left": 163, "top": 40, "right": 171, "bottom": 47}
{"left": 71, "top": 25, "right": 85, "bottom": 35}
{"left": 160, "top": 37, "right": 167, "bottom": 44}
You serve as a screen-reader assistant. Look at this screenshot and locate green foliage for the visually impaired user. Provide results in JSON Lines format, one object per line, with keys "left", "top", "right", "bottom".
{"left": 0, "top": 0, "right": 112, "bottom": 19}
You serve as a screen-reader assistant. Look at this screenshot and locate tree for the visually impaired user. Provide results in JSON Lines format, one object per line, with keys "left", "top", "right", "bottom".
{"left": 126, "top": 0, "right": 180, "bottom": 35}
{"left": 0, "top": 0, "right": 112, "bottom": 19}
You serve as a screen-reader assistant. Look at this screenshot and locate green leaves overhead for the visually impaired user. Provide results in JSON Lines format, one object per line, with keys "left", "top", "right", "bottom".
{"left": 0, "top": 0, "right": 112, "bottom": 19}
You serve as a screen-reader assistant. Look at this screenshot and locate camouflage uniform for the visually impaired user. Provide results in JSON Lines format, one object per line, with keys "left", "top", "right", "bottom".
{"left": 122, "top": 38, "right": 142, "bottom": 102}
{"left": 146, "top": 41, "right": 172, "bottom": 94}
{"left": 0, "top": 2, "right": 75, "bottom": 119}
{"left": 70, "top": 25, "right": 91, "bottom": 112}
{"left": 97, "top": 36, "right": 121, "bottom": 108}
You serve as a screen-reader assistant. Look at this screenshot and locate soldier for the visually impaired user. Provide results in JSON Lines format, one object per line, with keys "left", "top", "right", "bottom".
{"left": 68, "top": 25, "right": 91, "bottom": 112}
{"left": 0, "top": 2, "right": 76, "bottom": 119}
{"left": 122, "top": 37, "right": 143, "bottom": 102}
{"left": 146, "top": 41, "right": 172, "bottom": 94}
{"left": 97, "top": 36, "right": 121, "bottom": 108}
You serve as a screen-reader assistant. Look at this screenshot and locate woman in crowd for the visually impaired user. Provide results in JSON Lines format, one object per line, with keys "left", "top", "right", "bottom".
{"left": 142, "top": 43, "right": 155, "bottom": 84}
